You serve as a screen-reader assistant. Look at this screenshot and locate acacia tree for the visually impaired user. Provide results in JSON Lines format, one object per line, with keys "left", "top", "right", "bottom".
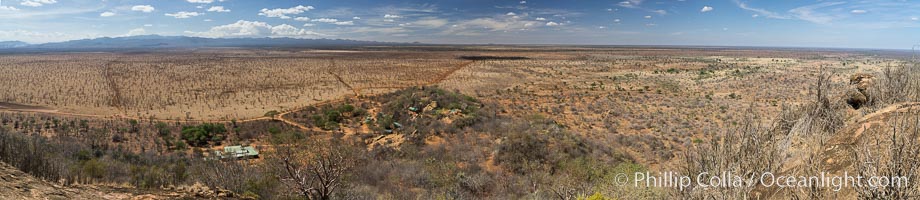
{"left": 271, "top": 137, "right": 357, "bottom": 200}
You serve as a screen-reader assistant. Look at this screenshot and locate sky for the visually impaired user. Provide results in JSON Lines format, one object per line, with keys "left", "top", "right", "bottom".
{"left": 0, "top": 0, "right": 918, "bottom": 49}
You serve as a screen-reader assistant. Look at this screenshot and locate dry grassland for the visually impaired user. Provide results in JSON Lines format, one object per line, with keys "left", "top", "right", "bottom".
{"left": 0, "top": 47, "right": 905, "bottom": 167}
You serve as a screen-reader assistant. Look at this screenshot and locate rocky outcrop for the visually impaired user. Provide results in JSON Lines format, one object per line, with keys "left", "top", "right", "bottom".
{"left": 845, "top": 90, "right": 868, "bottom": 109}
{"left": 845, "top": 73, "right": 875, "bottom": 109}
{"left": 175, "top": 182, "right": 236, "bottom": 198}
{"left": 849, "top": 73, "right": 875, "bottom": 92}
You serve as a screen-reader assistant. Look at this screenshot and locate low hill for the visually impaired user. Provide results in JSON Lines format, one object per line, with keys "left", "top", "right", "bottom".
{"left": 0, "top": 41, "right": 28, "bottom": 48}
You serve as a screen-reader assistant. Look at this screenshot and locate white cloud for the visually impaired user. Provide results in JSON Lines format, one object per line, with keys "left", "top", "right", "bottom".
{"left": 294, "top": 17, "right": 311, "bottom": 22}
{"left": 190, "top": 20, "right": 268, "bottom": 37}
{"left": 384, "top": 14, "right": 402, "bottom": 19}
{"left": 0, "top": 30, "right": 94, "bottom": 43}
{"left": 333, "top": 21, "right": 354, "bottom": 25}
{"left": 912, "top": 17, "right": 919, "bottom": 21}
{"left": 506, "top": 12, "right": 516, "bottom": 16}
{"left": 411, "top": 18, "right": 448, "bottom": 28}
{"left": 303, "top": 23, "right": 315, "bottom": 27}
{"left": 617, "top": 0, "right": 666, "bottom": 16}
{"left": 0, "top": 6, "right": 19, "bottom": 11}
{"left": 347, "top": 26, "right": 409, "bottom": 35}
{"left": 309, "top": 18, "right": 355, "bottom": 26}
{"left": 259, "top": 5, "right": 314, "bottom": 19}
{"left": 701, "top": 6, "right": 713, "bottom": 13}
{"left": 20, "top": 0, "right": 56, "bottom": 7}
{"left": 187, "top": 0, "right": 213, "bottom": 3}
{"left": 311, "top": 18, "right": 338, "bottom": 23}
{"left": 208, "top": 6, "right": 230, "bottom": 12}
{"left": 789, "top": 2, "right": 845, "bottom": 24}
{"left": 535, "top": 17, "right": 546, "bottom": 21}
{"left": 520, "top": 1, "right": 526, "bottom": 4}
{"left": 270, "top": 24, "right": 325, "bottom": 36}
{"left": 353, "top": 16, "right": 361, "bottom": 20}
{"left": 614, "top": 19, "right": 621, "bottom": 23}
{"left": 443, "top": 16, "right": 545, "bottom": 35}
{"left": 618, "top": 0, "right": 642, "bottom": 8}
{"left": 644, "top": 15, "right": 652, "bottom": 19}
{"left": 732, "top": 0, "right": 790, "bottom": 19}
{"left": 545, "top": 21, "right": 560, "bottom": 26}
{"left": 125, "top": 28, "right": 146, "bottom": 36}
{"left": 850, "top": 9, "right": 867, "bottom": 14}
{"left": 165, "top": 11, "right": 202, "bottom": 19}
{"left": 143, "top": 24, "right": 153, "bottom": 27}
{"left": 131, "top": 5, "right": 155, "bottom": 13}
{"left": 100, "top": 12, "right": 115, "bottom": 17}
{"left": 186, "top": 20, "right": 328, "bottom": 38}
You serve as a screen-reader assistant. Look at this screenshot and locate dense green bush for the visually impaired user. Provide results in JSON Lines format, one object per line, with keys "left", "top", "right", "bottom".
{"left": 370, "top": 86, "right": 486, "bottom": 136}
{"left": 181, "top": 123, "right": 227, "bottom": 147}
{"left": 311, "top": 104, "right": 365, "bottom": 130}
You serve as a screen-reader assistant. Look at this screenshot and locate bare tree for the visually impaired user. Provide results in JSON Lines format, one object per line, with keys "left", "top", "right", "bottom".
{"left": 272, "top": 138, "right": 356, "bottom": 200}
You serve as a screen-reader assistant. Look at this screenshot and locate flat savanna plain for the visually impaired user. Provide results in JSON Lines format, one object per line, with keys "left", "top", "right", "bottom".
{"left": 0, "top": 49, "right": 466, "bottom": 121}
{"left": 0, "top": 47, "right": 903, "bottom": 166}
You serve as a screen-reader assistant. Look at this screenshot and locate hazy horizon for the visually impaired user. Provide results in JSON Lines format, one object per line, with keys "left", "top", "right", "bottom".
{"left": 1, "top": 0, "right": 919, "bottom": 49}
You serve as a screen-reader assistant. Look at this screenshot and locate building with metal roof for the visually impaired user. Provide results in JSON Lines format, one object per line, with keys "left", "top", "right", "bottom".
{"left": 211, "top": 145, "right": 259, "bottom": 160}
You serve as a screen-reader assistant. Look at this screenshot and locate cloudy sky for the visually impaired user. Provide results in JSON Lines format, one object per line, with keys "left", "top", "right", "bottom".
{"left": 0, "top": 0, "right": 918, "bottom": 49}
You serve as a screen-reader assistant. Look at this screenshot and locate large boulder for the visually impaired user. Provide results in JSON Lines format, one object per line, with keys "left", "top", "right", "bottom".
{"left": 849, "top": 73, "right": 874, "bottom": 92}
{"left": 845, "top": 73, "right": 875, "bottom": 109}
{"left": 845, "top": 90, "right": 867, "bottom": 109}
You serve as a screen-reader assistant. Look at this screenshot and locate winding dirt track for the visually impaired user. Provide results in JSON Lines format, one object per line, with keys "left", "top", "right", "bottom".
{"left": 0, "top": 61, "right": 476, "bottom": 131}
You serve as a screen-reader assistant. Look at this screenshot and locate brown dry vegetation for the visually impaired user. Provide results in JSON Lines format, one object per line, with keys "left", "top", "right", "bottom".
{"left": 0, "top": 46, "right": 917, "bottom": 199}
{"left": 0, "top": 50, "right": 466, "bottom": 121}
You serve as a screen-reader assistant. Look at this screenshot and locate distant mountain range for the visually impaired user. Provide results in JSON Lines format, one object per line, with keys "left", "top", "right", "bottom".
{"left": 0, "top": 35, "right": 404, "bottom": 50}
{"left": 0, "top": 41, "right": 29, "bottom": 48}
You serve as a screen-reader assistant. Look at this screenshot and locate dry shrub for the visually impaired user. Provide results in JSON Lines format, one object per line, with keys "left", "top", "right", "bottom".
{"left": 190, "top": 159, "right": 278, "bottom": 199}
{"left": 855, "top": 111, "right": 920, "bottom": 199}
{"left": 676, "top": 109, "right": 782, "bottom": 199}
{"left": 866, "top": 63, "right": 920, "bottom": 108}
{"left": 267, "top": 136, "right": 363, "bottom": 199}
{"left": 801, "top": 71, "right": 847, "bottom": 135}
{"left": 675, "top": 71, "right": 849, "bottom": 199}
